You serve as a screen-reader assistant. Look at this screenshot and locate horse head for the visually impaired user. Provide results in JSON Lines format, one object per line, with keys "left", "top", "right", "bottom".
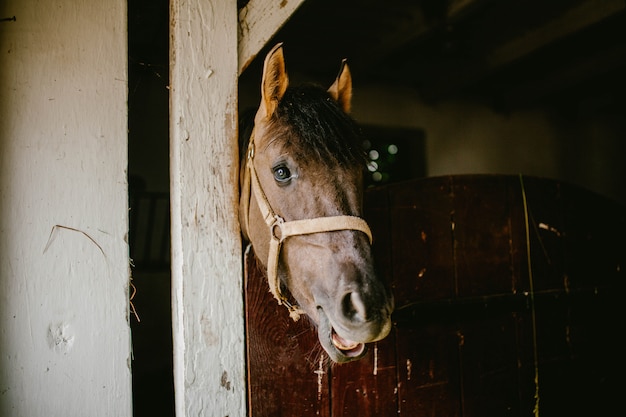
{"left": 240, "top": 43, "right": 393, "bottom": 363}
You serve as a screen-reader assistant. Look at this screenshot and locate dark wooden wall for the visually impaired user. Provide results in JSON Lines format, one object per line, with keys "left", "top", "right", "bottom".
{"left": 245, "top": 175, "right": 625, "bottom": 416}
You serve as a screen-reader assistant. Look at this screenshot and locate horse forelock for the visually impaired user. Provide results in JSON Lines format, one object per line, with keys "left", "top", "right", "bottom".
{"left": 269, "top": 84, "right": 366, "bottom": 168}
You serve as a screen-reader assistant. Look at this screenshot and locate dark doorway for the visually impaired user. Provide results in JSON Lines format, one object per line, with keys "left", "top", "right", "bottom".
{"left": 128, "top": 0, "right": 174, "bottom": 416}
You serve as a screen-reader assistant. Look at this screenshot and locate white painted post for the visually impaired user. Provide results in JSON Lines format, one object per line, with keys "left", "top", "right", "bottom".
{"left": 0, "top": 0, "right": 132, "bottom": 416}
{"left": 169, "top": 0, "right": 245, "bottom": 415}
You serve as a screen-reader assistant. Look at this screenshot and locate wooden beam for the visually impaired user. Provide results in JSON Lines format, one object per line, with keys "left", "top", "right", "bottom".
{"left": 487, "top": 0, "right": 626, "bottom": 70}
{"left": 500, "top": 42, "right": 626, "bottom": 108}
{"left": 170, "top": 0, "right": 245, "bottom": 415}
{"left": 423, "top": 0, "right": 626, "bottom": 99}
{"left": 361, "top": 0, "right": 489, "bottom": 61}
{"left": 238, "top": 0, "right": 307, "bottom": 74}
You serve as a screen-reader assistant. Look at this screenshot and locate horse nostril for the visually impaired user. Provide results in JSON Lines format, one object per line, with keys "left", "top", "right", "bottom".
{"left": 342, "top": 292, "right": 367, "bottom": 322}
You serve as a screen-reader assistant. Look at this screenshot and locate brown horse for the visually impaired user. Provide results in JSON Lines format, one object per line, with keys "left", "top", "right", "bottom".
{"left": 240, "top": 43, "right": 393, "bottom": 363}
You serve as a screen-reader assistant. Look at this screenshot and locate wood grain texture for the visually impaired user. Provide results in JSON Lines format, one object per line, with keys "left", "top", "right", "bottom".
{"left": 245, "top": 250, "right": 330, "bottom": 417}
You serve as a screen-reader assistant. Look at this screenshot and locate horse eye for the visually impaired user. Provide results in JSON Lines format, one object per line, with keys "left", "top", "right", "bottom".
{"left": 273, "top": 166, "right": 291, "bottom": 182}
{"left": 273, "top": 165, "right": 292, "bottom": 183}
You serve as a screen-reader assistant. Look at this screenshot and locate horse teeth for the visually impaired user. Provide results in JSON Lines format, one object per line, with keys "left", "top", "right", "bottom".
{"left": 335, "top": 341, "right": 358, "bottom": 350}
{"left": 332, "top": 333, "right": 358, "bottom": 350}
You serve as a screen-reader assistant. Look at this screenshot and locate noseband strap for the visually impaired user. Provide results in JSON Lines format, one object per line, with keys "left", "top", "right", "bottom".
{"left": 243, "top": 134, "right": 373, "bottom": 321}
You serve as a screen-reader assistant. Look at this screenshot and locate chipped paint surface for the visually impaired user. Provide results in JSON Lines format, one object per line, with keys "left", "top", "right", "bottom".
{"left": 47, "top": 323, "right": 75, "bottom": 354}
{"left": 314, "top": 355, "right": 326, "bottom": 400}
{"left": 170, "top": 0, "right": 245, "bottom": 415}
{"left": 0, "top": 0, "right": 132, "bottom": 415}
{"left": 373, "top": 343, "right": 378, "bottom": 375}
{"left": 406, "top": 359, "right": 412, "bottom": 381}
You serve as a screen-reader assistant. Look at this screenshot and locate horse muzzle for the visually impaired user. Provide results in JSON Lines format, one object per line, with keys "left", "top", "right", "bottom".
{"left": 317, "top": 297, "right": 393, "bottom": 363}
{"left": 316, "top": 286, "right": 394, "bottom": 363}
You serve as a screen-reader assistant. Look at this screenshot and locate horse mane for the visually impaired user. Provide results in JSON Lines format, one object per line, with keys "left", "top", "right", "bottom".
{"left": 239, "top": 84, "right": 367, "bottom": 168}
{"left": 239, "top": 106, "right": 256, "bottom": 162}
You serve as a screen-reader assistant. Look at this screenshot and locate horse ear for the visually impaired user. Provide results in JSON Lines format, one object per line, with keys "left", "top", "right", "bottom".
{"left": 258, "top": 42, "right": 289, "bottom": 120}
{"left": 328, "top": 59, "right": 352, "bottom": 114}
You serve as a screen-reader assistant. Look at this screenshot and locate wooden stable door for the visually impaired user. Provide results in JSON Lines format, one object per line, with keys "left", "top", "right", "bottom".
{"left": 245, "top": 175, "right": 625, "bottom": 417}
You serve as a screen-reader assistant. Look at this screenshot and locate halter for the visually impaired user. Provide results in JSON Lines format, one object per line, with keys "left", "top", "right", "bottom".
{"left": 241, "top": 131, "right": 373, "bottom": 321}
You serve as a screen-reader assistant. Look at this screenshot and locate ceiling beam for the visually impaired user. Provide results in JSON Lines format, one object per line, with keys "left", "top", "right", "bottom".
{"left": 238, "top": 0, "right": 306, "bottom": 75}
{"left": 422, "top": 0, "right": 626, "bottom": 99}
{"left": 355, "top": 0, "right": 492, "bottom": 69}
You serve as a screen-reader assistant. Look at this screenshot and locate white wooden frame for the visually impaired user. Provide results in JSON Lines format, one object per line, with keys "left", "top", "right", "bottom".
{"left": 169, "top": 0, "right": 305, "bottom": 415}
{"left": 0, "top": 0, "right": 131, "bottom": 415}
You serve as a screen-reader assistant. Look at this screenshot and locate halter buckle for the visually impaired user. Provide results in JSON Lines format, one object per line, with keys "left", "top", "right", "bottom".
{"left": 270, "top": 215, "right": 285, "bottom": 241}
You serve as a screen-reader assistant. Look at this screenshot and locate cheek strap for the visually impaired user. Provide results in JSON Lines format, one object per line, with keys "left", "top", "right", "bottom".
{"left": 265, "top": 215, "right": 372, "bottom": 321}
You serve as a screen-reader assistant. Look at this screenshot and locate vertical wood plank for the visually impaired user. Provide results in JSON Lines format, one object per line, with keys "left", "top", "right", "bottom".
{"left": 561, "top": 181, "right": 625, "bottom": 290}
{"left": 389, "top": 177, "right": 456, "bottom": 306}
{"left": 526, "top": 179, "right": 626, "bottom": 416}
{"left": 518, "top": 176, "right": 565, "bottom": 293}
{"left": 364, "top": 185, "right": 392, "bottom": 302}
{"left": 452, "top": 176, "right": 529, "bottom": 416}
{"left": 458, "top": 312, "right": 526, "bottom": 417}
{"left": 0, "top": 0, "right": 131, "bottom": 415}
{"left": 452, "top": 175, "right": 517, "bottom": 298}
{"left": 330, "top": 338, "right": 398, "bottom": 417}
{"left": 394, "top": 319, "right": 461, "bottom": 416}
{"left": 245, "top": 251, "right": 330, "bottom": 417}
{"left": 387, "top": 177, "right": 461, "bottom": 416}
{"left": 170, "top": 0, "right": 245, "bottom": 415}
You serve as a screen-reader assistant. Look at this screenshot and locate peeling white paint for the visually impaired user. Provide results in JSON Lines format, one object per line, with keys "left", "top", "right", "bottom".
{"left": 170, "top": 0, "right": 245, "bottom": 415}
{"left": 314, "top": 355, "right": 326, "bottom": 400}
{"left": 373, "top": 343, "right": 378, "bottom": 375}
{"left": 406, "top": 358, "right": 412, "bottom": 381}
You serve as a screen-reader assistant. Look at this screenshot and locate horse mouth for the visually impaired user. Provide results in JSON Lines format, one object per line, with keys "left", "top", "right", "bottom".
{"left": 332, "top": 329, "right": 366, "bottom": 358}
{"left": 318, "top": 308, "right": 367, "bottom": 363}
